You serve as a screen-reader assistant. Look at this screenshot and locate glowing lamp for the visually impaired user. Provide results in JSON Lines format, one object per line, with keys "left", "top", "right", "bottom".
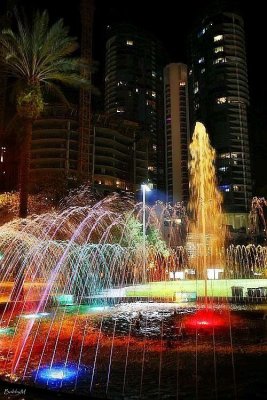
{"left": 49, "top": 370, "right": 65, "bottom": 380}
{"left": 33, "top": 363, "right": 91, "bottom": 387}
{"left": 20, "top": 312, "right": 50, "bottom": 320}
{"left": 55, "top": 294, "right": 74, "bottom": 306}
{"left": 183, "top": 309, "right": 228, "bottom": 330}
{"left": 0, "top": 326, "right": 15, "bottom": 336}
{"left": 90, "top": 306, "right": 106, "bottom": 312}
{"left": 207, "top": 268, "right": 224, "bottom": 279}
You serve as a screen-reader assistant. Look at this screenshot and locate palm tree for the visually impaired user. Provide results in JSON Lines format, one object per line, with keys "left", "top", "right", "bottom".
{"left": 0, "top": 10, "right": 90, "bottom": 217}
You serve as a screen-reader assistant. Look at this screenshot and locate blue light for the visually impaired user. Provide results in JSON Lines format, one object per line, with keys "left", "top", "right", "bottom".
{"left": 33, "top": 363, "right": 91, "bottom": 388}
{"left": 37, "top": 365, "right": 77, "bottom": 382}
{"left": 219, "top": 184, "right": 230, "bottom": 192}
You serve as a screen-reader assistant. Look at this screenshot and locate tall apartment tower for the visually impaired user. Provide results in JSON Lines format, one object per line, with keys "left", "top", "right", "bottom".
{"left": 79, "top": 0, "right": 94, "bottom": 178}
{"left": 188, "top": 11, "right": 252, "bottom": 227}
{"left": 164, "top": 63, "right": 190, "bottom": 204}
{"left": 31, "top": 105, "right": 79, "bottom": 189}
{"left": 105, "top": 24, "right": 165, "bottom": 193}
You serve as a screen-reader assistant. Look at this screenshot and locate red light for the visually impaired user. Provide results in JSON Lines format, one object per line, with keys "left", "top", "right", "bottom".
{"left": 183, "top": 309, "right": 228, "bottom": 330}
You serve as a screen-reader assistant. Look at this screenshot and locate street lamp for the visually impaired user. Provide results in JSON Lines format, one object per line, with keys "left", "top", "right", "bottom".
{"left": 141, "top": 183, "right": 151, "bottom": 283}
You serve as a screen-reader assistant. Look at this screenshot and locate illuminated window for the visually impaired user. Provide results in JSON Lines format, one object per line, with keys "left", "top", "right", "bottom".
{"left": 180, "top": 81, "right": 186, "bottom": 86}
{"left": 135, "top": 88, "right": 139, "bottom": 93}
{"left": 198, "top": 28, "right": 207, "bottom": 38}
{"left": 152, "top": 71, "right": 156, "bottom": 77}
{"left": 219, "top": 185, "right": 230, "bottom": 192}
{"left": 116, "top": 107, "right": 125, "bottom": 113}
{"left": 153, "top": 144, "right": 157, "bottom": 151}
{"left": 189, "top": 69, "right": 192, "bottom": 76}
{"left": 216, "top": 97, "right": 227, "bottom": 104}
{"left": 219, "top": 166, "right": 228, "bottom": 172}
{"left": 198, "top": 57, "right": 204, "bottom": 64}
{"left": 148, "top": 166, "right": 154, "bottom": 171}
{"left": 0, "top": 147, "right": 6, "bottom": 163}
{"left": 214, "top": 57, "right": 226, "bottom": 64}
{"left": 126, "top": 40, "right": 133, "bottom": 46}
{"left": 151, "top": 91, "right": 156, "bottom": 98}
{"left": 233, "top": 185, "right": 240, "bottom": 191}
{"left": 220, "top": 153, "right": 231, "bottom": 159}
{"left": 214, "top": 46, "right": 224, "bottom": 53}
{"left": 214, "top": 34, "right": 223, "bottom": 42}
{"left": 194, "top": 81, "right": 199, "bottom": 94}
{"left": 228, "top": 97, "right": 244, "bottom": 104}
{"left": 231, "top": 153, "right": 238, "bottom": 158}
{"left": 201, "top": 68, "right": 205, "bottom": 74}
{"left": 194, "top": 102, "right": 199, "bottom": 111}
{"left": 197, "top": 23, "right": 212, "bottom": 38}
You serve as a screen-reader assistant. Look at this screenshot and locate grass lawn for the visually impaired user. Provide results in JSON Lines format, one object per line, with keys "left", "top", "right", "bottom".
{"left": 125, "top": 279, "right": 267, "bottom": 298}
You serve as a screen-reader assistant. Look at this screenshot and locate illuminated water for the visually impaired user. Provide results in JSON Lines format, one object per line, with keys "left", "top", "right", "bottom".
{"left": 187, "top": 122, "right": 225, "bottom": 282}
{"left": 0, "top": 125, "right": 266, "bottom": 398}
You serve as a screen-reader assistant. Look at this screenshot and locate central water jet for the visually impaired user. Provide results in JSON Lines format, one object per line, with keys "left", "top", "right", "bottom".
{"left": 187, "top": 122, "right": 225, "bottom": 301}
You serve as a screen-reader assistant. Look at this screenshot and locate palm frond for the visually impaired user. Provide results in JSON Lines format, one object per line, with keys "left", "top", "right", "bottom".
{"left": 42, "top": 81, "right": 70, "bottom": 107}
{"left": 0, "top": 8, "right": 90, "bottom": 94}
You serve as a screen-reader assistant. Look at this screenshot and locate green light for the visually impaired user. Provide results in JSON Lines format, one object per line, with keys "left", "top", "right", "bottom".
{"left": 125, "top": 279, "right": 267, "bottom": 298}
{"left": 0, "top": 327, "right": 15, "bottom": 336}
{"left": 64, "top": 305, "right": 108, "bottom": 315}
{"left": 55, "top": 294, "right": 74, "bottom": 306}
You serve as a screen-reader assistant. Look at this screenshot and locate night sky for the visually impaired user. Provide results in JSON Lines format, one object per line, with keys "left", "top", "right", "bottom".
{"left": 1, "top": 0, "right": 266, "bottom": 193}
{"left": 2, "top": 1, "right": 263, "bottom": 103}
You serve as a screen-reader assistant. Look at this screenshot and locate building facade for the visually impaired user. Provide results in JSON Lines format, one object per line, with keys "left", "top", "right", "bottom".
{"left": 91, "top": 114, "right": 147, "bottom": 194}
{"left": 188, "top": 11, "right": 252, "bottom": 227}
{"left": 31, "top": 105, "right": 79, "bottom": 190}
{"left": 105, "top": 24, "right": 165, "bottom": 194}
{"left": 164, "top": 63, "right": 190, "bottom": 204}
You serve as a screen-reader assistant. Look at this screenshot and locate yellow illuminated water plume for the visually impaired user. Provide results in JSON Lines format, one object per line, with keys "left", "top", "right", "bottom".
{"left": 187, "top": 122, "right": 225, "bottom": 281}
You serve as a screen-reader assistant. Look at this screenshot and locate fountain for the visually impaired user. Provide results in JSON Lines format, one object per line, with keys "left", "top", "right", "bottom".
{"left": 0, "top": 124, "right": 266, "bottom": 399}
{"left": 187, "top": 122, "right": 225, "bottom": 280}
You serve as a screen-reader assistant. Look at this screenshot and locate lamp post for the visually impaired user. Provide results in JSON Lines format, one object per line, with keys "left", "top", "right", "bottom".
{"left": 141, "top": 184, "right": 151, "bottom": 283}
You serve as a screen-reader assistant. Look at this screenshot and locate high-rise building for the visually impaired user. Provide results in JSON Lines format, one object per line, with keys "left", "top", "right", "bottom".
{"left": 164, "top": 63, "right": 190, "bottom": 204}
{"left": 30, "top": 105, "right": 79, "bottom": 190}
{"left": 188, "top": 11, "right": 252, "bottom": 227}
{"left": 91, "top": 114, "right": 147, "bottom": 194}
{"left": 105, "top": 24, "right": 165, "bottom": 193}
{"left": 79, "top": 0, "right": 94, "bottom": 178}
